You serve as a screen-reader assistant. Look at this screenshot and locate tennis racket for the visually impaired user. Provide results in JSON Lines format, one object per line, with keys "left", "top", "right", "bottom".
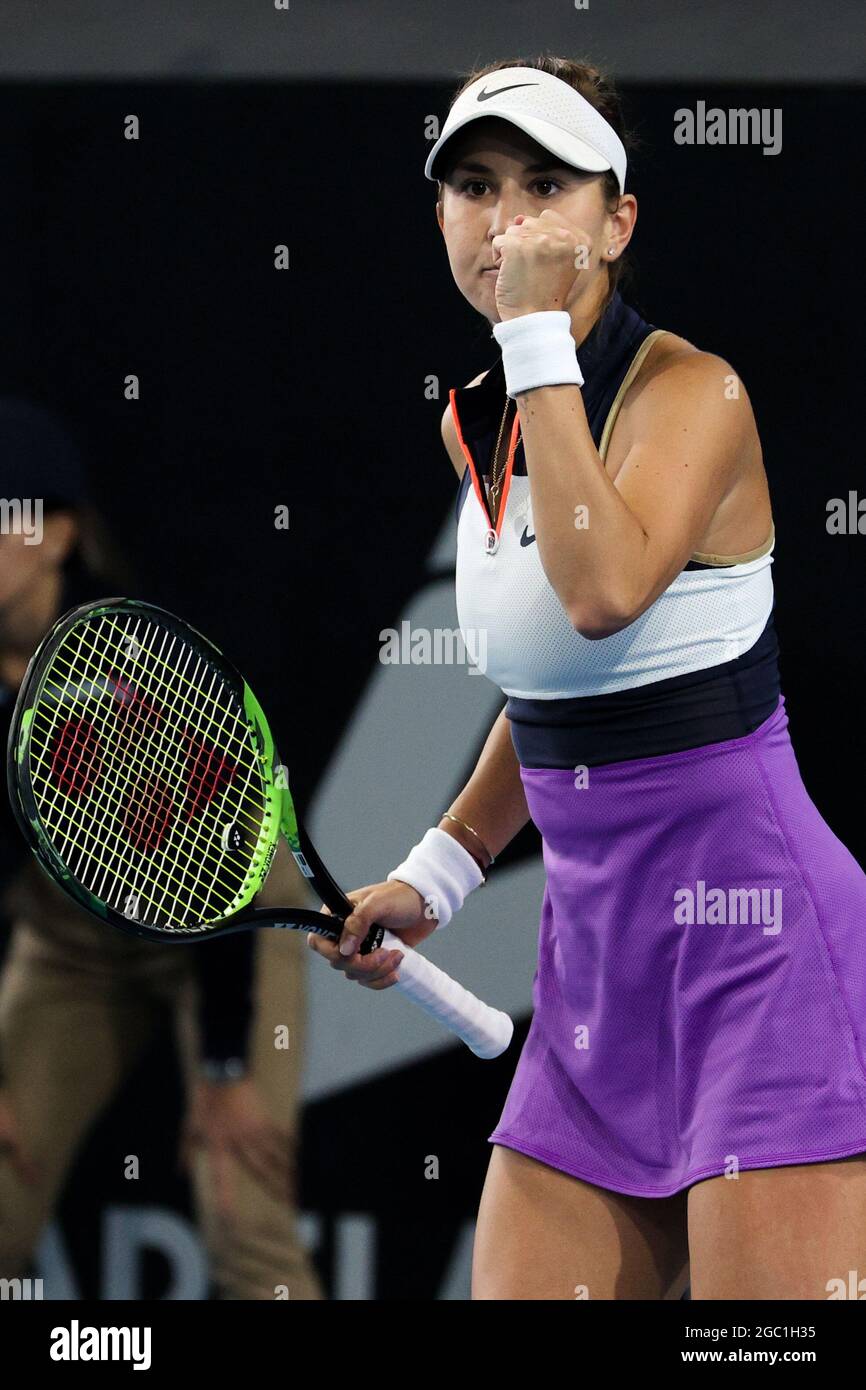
{"left": 7, "top": 597, "right": 513, "bottom": 1059}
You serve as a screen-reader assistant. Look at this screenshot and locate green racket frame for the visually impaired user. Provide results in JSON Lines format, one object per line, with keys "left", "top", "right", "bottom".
{"left": 6, "top": 598, "right": 383, "bottom": 953}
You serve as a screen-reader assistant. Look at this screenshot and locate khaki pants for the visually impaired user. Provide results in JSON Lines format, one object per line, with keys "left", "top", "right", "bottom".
{"left": 0, "top": 842, "right": 322, "bottom": 1300}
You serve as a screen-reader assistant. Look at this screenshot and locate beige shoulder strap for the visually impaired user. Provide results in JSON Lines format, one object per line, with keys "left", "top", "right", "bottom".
{"left": 597, "top": 329, "right": 775, "bottom": 567}
{"left": 598, "top": 329, "right": 669, "bottom": 464}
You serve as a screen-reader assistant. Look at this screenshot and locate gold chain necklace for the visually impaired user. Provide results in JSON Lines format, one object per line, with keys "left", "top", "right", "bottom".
{"left": 486, "top": 394, "right": 512, "bottom": 526}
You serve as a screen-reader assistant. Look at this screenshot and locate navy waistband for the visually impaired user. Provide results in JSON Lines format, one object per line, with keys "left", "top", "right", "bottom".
{"left": 505, "top": 613, "right": 781, "bottom": 769}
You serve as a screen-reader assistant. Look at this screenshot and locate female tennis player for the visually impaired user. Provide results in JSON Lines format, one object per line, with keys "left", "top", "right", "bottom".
{"left": 308, "top": 54, "right": 866, "bottom": 1300}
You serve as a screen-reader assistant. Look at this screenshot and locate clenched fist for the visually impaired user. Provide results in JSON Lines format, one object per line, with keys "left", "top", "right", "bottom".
{"left": 491, "top": 209, "right": 593, "bottom": 321}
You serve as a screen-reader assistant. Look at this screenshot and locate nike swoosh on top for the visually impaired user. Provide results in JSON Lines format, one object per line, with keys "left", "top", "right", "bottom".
{"left": 519, "top": 527, "right": 536, "bottom": 547}
{"left": 477, "top": 83, "right": 539, "bottom": 102}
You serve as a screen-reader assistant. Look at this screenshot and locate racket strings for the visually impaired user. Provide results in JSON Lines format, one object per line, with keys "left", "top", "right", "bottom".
{"left": 29, "top": 623, "right": 252, "bottom": 926}
{"left": 29, "top": 616, "right": 262, "bottom": 927}
{"left": 47, "top": 616, "right": 262, "bottom": 891}
{"left": 27, "top": 612, "right": 274, "bottom": 929}
{"left": 30, "top": 623, "right": 253, "bottom": 896}
{"left": 35, "top": 625, "right": 265, "bottom": 844}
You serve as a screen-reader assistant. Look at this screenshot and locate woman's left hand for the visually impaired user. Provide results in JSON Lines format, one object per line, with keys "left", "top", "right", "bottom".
{"left": 492, "top": 210, "right": 593, "bottom": 321}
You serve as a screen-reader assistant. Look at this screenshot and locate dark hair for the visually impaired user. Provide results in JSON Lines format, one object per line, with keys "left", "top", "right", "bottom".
{"left": 435, "top": 53, "right": 642, "bottom": 313}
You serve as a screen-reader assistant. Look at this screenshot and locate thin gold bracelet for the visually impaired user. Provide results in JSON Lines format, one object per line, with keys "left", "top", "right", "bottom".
{"left": 440, "top": 812, "right": 495, "bottom": 868}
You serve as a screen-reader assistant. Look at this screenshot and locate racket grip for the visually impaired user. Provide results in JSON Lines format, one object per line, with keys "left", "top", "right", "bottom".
{"left": 380, "top": 929, "right": 514, "bottom": 1059}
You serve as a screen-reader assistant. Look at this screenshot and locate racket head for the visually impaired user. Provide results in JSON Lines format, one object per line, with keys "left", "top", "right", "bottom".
{"left": 7, "top": 597, "right": 293, "bottom": 943}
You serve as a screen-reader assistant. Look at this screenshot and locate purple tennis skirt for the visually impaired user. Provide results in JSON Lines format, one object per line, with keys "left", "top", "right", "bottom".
{"left": 489, "top": 694, "right": 866, "bottom": 1196}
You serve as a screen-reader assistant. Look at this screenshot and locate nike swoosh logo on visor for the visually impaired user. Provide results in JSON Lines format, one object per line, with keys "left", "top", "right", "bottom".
{"left": 477, "top": 83, "right": 539, "bottom": 102}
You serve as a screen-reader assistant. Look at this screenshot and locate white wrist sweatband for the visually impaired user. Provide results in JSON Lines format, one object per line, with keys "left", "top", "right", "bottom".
{"left": 491, "top": 310, "right": 584, "bottom": 399}
{"left": 386, "top": 827, "right": 485, "bottom": 930}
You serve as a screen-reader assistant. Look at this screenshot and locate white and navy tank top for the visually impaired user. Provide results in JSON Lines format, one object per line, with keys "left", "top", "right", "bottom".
{"left": 449, "top": 291, "right": 780, "bottom": 767}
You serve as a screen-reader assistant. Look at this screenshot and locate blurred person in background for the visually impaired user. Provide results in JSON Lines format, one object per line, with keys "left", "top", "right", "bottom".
{"left": 0, "top": 397, "right": 321, "bottom": 1299}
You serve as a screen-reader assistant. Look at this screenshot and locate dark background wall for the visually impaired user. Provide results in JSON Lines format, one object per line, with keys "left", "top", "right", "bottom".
{"left": 1, "top": 0, "right": 863, "bottom": 81}
{"left": 2, "top": 79, "right": 862, "bottom": 806}
{"left": 0, "top": 63, "right": 863, "bottom": 1297}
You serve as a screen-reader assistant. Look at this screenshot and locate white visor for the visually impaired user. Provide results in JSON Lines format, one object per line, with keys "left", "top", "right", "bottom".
{"left": 424, "top": 66, "right": 626, "bottom": 195}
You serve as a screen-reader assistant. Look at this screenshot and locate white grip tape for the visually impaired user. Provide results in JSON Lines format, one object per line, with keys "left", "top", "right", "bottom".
{"left": 381, "top": 928, "right": 513, "bottom": 1059}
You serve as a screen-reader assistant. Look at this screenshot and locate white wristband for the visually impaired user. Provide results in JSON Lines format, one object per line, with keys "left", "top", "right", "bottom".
{"left": 386, "top": 826, "right": 485, "bottom": 930}
{"left": 491, "top": 310, "right": 584, "bottom": 399}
